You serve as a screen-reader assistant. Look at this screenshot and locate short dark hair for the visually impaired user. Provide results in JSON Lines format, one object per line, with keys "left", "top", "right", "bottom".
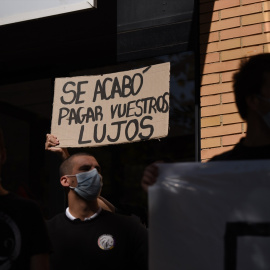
{"left": 233, "top": 53, "right": 270, "bottom": 119}
{"left": 59, "top": 152, "right": 95, "bottom": 177}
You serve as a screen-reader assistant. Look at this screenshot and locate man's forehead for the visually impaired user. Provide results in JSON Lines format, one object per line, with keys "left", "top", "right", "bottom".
{"left": 73, "top": 154, "right": 98, "bottom": 165}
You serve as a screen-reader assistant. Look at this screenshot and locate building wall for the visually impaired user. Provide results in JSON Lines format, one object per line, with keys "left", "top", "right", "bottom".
{"left": 200, "top": 0, "right": 270, "bottom": 161}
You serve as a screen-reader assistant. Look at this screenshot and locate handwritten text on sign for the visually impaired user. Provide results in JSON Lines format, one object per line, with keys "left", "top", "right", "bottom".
{"left": 51, "top": 62, "right": 170, "bottom": 147}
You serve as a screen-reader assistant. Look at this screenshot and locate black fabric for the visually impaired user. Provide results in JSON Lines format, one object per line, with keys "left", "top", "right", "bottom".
{"left": 115, "top": 203, "right": 148, "bottom": 227}
{"left": 210, "top": 138, "right": 270, "bottom": 161}
{"left": 47, "top": 210, "right": 148, "bottom": 270}
{"left": 0, "top": 193, "right": 51, "bottom": 270}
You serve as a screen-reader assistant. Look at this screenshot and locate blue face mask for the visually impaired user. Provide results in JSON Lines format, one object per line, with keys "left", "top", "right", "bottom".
{"left": 67, "top": 168, "right": 102, "bottom": 201}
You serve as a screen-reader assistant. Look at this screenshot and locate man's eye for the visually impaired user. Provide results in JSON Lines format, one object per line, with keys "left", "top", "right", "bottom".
{"left": 79, "top": 165, "right": 92, "bottom": 171}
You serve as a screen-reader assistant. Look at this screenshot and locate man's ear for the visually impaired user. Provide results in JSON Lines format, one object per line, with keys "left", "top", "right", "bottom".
{"left": 60, "top": 176, "right": 70, "bottom": 187}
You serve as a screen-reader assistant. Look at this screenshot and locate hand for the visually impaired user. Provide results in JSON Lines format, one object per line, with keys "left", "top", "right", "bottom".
{"left": 45, "top": 134, "right": 70, "bottom": 160}
{"left": 141, "top": 162, "right": 161, "bottom": 192}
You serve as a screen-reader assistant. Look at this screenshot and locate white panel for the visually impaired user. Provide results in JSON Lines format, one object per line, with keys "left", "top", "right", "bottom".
{"left": 0, "top": 0, "right": 96, "bottom": 26}
{"left": 149, "top": 160, "right": 270, "bottom": 270}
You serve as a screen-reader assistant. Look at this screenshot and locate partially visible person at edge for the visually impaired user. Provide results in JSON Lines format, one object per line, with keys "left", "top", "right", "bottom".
{"left": 45, "top": 134, "right": 148, "bottom": 226}
{"left": 210, "top": 53, "right": 270, "bottom": 160}
{"left": 46, "top": 152, "right": 148, "bottom": 270}
{"left": 141, "top": 53, "right": 270, "bottom": 191}
{"left": 0, "top": 128, "right": 51, "bottom": 270}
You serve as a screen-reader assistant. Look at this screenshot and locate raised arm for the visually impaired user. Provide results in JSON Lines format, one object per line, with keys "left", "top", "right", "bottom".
{"left": 45, "top": 134, "right": 70, "bottom": 160}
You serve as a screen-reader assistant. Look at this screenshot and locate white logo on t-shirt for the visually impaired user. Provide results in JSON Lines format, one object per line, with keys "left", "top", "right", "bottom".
{"left": 97, "top": 234, "right": 114, "bottom": 250}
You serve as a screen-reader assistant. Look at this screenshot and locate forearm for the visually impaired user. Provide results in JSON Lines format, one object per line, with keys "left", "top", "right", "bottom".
{"left": 61, "top": 148, "right": 70, "bottom": 160}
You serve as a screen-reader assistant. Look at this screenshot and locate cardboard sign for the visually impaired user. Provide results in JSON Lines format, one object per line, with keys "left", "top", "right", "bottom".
{"left": 149, "top": 160, "right": 270, "bottom": 270}
{"left": 51, "top": 63, "right": 170, "bottom": 147}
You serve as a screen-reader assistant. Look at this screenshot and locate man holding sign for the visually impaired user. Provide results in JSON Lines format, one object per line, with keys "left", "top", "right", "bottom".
{"left": 45, "top": 64, "right": 171, "bottom": 269}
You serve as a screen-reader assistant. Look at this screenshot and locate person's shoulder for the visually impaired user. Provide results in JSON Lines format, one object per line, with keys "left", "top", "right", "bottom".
{"left": 115, "top": 203, "right": 148, "bottom": 226}
{"left": 209, "top": 140, "right": 243, "bottom": 161}
{"left": 101, "top": 209, "right": 134, "bottom": 222}
{"left": 209, "top": 137, "right": 270, "bottom": 161}
{"left": 1, "top": 193, "right": 41, "bottom": 212}
{"left": 46, "top": 212, "right": 66, "bottom": 226}
{"left": 209, "top": 149, "right": 235, "bottom": 161}
{"left": 101, "top": 210, "right": 147, "bottom": 231}
{"left": 46, "top": 213, "right": 69, "bottom": 237}
{"left": 1, "top": 192, "right": 28, "bottom": 203}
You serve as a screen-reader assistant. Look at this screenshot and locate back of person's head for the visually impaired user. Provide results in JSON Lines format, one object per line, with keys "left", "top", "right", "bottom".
{"left": 59, "top": 152, "right": 95, "bottom": 177}
{"left": 233, "top": 53, "right": 270, "bottom": 120}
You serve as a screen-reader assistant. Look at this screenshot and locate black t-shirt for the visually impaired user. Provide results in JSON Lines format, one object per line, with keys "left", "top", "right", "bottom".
{"left": 47, "top": 209, "right": 148, "bottom": 270}
{"left": 0, "top": 193, "right": 51, "bottom": 270}
{"left": 210, "top": 138, "right": 270, "bottom": 161}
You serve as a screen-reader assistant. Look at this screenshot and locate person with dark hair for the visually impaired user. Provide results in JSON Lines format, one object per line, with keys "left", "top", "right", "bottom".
{"left": 211, "top": 53, "right": 270, "bottom": 160}
{"left": 141, "top": 53, "right": 270, "bottom": 191}
{"left": 0, "top": 129, "right": 51, "bottom": 270}
{"left": 46, "top": 152, "right": 148, "bottom": 270}
{"left": 45, "top": 134, "right": 116, "bottom": 212}
{"left": 45, "top": 134, "right": 148, "bottom": 224}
